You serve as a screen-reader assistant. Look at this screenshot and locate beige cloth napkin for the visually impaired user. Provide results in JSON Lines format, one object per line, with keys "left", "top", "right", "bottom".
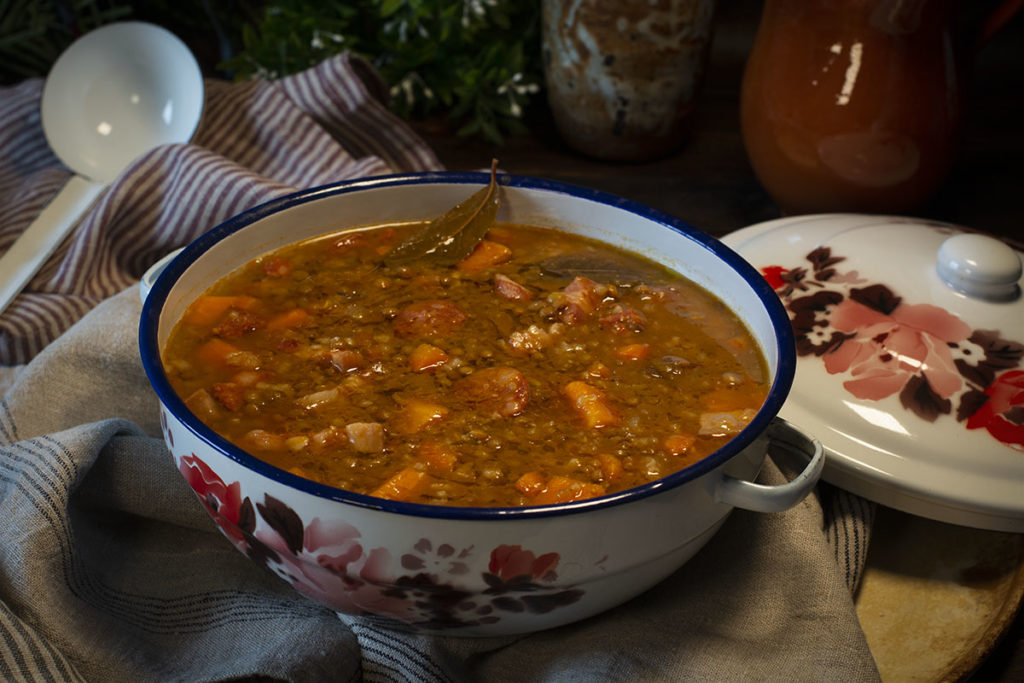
{"left": 0, "top": 52, "right": 880, "bottom": 682}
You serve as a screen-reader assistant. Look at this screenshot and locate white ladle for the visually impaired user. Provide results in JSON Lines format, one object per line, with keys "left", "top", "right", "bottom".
{"left": 0, "top": 21, "right": 203, "bottom": 317}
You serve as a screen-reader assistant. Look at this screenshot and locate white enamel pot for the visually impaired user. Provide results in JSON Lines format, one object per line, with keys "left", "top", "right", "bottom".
{"left": 139, "top": 173, "right": 823, "bottom": 636}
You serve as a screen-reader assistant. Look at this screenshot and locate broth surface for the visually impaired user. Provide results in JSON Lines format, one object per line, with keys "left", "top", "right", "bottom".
{"left": 163, "top": 223, "right": 768, "bottom": 507}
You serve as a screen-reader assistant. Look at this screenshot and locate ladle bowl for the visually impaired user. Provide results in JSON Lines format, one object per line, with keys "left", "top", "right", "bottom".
{"left": 0, "top": 21, "right": 203, "bottom": 317}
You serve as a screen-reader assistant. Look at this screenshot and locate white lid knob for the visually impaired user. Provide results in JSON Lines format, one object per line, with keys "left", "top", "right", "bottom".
{"left": 936, "top": 233, "right": 1021, "bottom": 301}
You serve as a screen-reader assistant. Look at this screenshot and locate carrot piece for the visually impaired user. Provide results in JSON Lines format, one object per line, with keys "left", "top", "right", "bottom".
{"left": 370, "top": 467, "right": 432, "bottom": 502}
{"left": 456, "top": 240, "right": 512, "bottom": 272}
{"left": 185, "top": 296, "right": 258, "bottom": 327}
{"left": 596, "top": 453, "right": 624, "bottom": 482}
{"left": 417, "top": 441, "right": 458, "bottom": 473}
{"left": 702, "top": 384, "right": 767, "bottom": 411}
{"left": 515, "top": 471, "right": 547, "bottom": 496}
{"left": 532, "top": 475, "right": 605, "bottom": 505}
{"left": 562, "top": 381, "right": 618, "bottom": 428}
{"left": 409, "top": 343, "right": 449, "bottom": 372}
{"left": 664, "top": 433, "right": 696, "bottom": 456}
{"left": 266, "top": 307, "right": 309, "bottom": 330}
{"left": 615, "top": 343, "right": 651, "bottom": 361}
{"left": 194, "top": 338, "right": 241, "bottom": 368}
{"left": 395, "top": 399, "right": 449, "bottom": 434}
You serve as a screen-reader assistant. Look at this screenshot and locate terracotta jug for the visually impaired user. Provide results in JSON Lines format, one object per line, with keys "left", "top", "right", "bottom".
{"left": 740, "top": 0, "right": 1020, "bottom": 215}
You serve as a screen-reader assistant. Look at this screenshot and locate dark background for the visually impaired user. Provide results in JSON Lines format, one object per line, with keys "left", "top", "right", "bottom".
{"left": 3, "top": 0, "right": 1022, "bottom": 679}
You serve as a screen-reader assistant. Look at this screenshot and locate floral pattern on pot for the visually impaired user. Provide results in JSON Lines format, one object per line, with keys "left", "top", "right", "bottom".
{"left": 173, "top": 448, "right": 586, "bottom": 629}
{"left": 762, "top": 248, "right": 1024, "bottom": 450}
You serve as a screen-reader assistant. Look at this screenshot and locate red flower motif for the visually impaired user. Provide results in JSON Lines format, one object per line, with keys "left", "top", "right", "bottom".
{"left": 179, "top": 454, "right": 244, "bottom": 540}
{"left": 824, "top": 300, "right": 971, "bottom": 402}
{"left": 761, "top": 265, "right": 788, "bottom": 290}
{"left": 966, "top": 370, "right": 1024, "bottom": 450}
{"left": 489, "top": 545, "right": 559, "bottom": 582}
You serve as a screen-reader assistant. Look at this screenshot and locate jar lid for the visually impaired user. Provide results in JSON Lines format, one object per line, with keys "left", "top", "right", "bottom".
{"left": 723, "top": 214, "right": 1024, "bottom": 531}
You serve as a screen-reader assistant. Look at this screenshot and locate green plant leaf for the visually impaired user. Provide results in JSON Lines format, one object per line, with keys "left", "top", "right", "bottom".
{"left": 387, "top": 159, "right": 501, "bottom": 265}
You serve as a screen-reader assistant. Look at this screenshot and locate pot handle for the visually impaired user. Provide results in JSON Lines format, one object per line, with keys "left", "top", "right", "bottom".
{"left": 714, "top": 418, "right": 824, "bottom": 513}
{"left": 140, "top": 247, "right": 183, "bottom": 304}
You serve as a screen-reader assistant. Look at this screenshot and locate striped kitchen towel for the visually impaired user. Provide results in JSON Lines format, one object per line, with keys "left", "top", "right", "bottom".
{"left": 0, "top": 52, "right": 442, "bottom": 368}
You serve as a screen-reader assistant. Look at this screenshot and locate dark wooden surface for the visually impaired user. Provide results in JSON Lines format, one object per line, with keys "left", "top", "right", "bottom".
{"left": 413, "top": 4, "right": 1024, "bottom": 681}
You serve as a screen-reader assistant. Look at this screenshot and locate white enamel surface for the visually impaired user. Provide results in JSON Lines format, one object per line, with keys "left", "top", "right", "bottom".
{"left": 41, "top": 21, "right": 203, "bottom": 184}
{"left": 723, "top": 214, "right": 1024, "bottom": 531}
{"left": 144, "top": 178, "right": 821, "bottom": 634}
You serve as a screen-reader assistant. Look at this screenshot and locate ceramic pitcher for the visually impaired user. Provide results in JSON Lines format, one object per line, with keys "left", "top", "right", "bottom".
{"left": 740, "top": 0, "right": 1020, "bottom": 214}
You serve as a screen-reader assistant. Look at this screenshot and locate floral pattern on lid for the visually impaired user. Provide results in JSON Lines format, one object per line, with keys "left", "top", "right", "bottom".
{"left": 763, "top": 247, "right": 1024, "bottom": 449}
{"left": 722, "top": 214, "right": 1024, "bottom": 531}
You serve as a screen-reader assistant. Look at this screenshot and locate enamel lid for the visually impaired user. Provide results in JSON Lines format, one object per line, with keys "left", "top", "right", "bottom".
{"left": 722, "top": 214, "right": 1024, "bottom": 531}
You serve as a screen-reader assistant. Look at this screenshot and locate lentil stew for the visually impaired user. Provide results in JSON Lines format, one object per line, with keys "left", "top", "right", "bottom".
{"left": 162, "top": 222, "right": 769, "bottom": 507}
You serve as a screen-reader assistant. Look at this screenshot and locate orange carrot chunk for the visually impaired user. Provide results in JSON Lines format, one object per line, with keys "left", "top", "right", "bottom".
{"left": 702, "top": 384, "right": 767, "bottom": 411}
{"left": 562, "top": 381, "right": 618, "bottom": 428}
{"left": 395, "top": 399, "right": 449, "bottom": 434}
{"left": 615, "top": 343, "right": 651, "bottom": 361}
{"left": 596, "top": 453, "right": 624, "bottom": 482}
{"left": 409, "top": 343, "right": 449, "bottom": 372}
{"left": 663, "top": 433, "right": 696, "bottom": 456}
{"left": 185, "top": 296, "right": 258, "bottom": 327}
{"left": 417, "top": 441, "right": 458, "bottom": 474}
{"left": 515, "top": 471, "right": 547, "bottom": 496}
{"left": 370, "top": 467, "right": 432, "bottom": 502}
{"left": 532, "top": 475, "right": 606, "bottom": 505}
{"left": 456, "top": 240, "right": 512, "bottom": 272}
{"left": 266, "top": 308, "right": 309, "bottom": 330}
{"left": 194, "top": 338, "right": 241, "bottom": 368}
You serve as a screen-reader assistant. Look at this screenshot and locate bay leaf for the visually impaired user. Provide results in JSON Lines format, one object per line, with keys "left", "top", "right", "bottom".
{"left": 387, "top": 159, "right": 501, "bottom": 265}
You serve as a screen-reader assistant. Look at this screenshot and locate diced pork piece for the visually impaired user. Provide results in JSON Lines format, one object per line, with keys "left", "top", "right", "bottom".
{"left": 345, "top": 422, "right": 385, "bottom": 453}
{"left": 211, "top": 383, "right": 244, "bottom": 411}
{"left": 698, "top": 408, "right": 757, "bottom": 437}
{"left": 262, "top": 256, "right": 293, "bottom": 278}
{"left": 242, "top": 429, "right": 285, "bottom": 451}
{"left": 296, "top": 387, "right": 339, "bottom": 410}
{"left": 184, "top": 388, "right": 220, "bottom": 419}
{"left": 494, "top": 273, "right": 533, "bottom": 301}
{"left": 506, "top": 324, "right": 559, "bottom": 355}
{"left": 393, "top": 300, "right": 467, "bottom": 338}
{"left": 454, "top": 366, "right": 530, "bottom": 418}
{"left": 212, "top": 309, "right": 265, "bottom": 338}
{"left": 599, "top": 306, "right": 646, "bottom": 334}
{"left": 563, "top": 277, "right": 604, "bottom": 313}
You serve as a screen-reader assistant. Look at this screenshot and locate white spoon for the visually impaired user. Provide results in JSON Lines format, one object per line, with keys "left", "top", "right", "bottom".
{"left": 0, "top": 21, "right": 203, "bottom": 317}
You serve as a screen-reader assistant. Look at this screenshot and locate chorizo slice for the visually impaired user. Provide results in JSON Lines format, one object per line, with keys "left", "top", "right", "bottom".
{"left": 454, "top": 366, "right": 530, "bottom": 418}
{"left": 393, "top": 300, "right": 467, "bottom": 338}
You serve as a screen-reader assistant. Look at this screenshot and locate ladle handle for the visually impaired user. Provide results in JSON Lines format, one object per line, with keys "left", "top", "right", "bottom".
{"left": 0, "top": 175, "right": 105, "bottom": 318}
